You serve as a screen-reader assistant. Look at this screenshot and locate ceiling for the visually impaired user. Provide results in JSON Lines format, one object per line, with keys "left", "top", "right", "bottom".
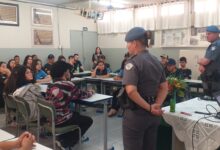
{"left": 11, "top": 0, "right": 164, "bottom": 11}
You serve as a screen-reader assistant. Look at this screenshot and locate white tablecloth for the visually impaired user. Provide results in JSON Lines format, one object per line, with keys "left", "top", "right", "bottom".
{"left": 163, "top": 98, "right": 220, "bottom": 150}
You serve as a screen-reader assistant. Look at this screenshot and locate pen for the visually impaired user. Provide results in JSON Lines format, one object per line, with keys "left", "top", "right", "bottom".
{"left": 180, "top": 112, "right": 192, "bottom": 116}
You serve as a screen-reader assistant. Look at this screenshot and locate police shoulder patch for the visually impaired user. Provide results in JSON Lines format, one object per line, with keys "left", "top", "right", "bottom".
{"left": 211, "top": 46, "right": 216, "bottom": 51}
{"left": 125, "top": 63, "right": 133, "bottom": 70}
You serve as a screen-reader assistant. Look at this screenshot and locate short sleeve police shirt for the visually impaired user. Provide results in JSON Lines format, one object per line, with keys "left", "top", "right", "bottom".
{"left": 205, "top": 39, "right": 220, "bottom": 61}
{"left": 122, "top": 50, "right": 166, "bottom": 98}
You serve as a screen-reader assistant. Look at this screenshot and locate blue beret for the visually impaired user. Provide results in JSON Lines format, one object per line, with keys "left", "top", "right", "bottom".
{"left": 206, "top": 25, "right": 220, "bottom": 33}
{"left": 167, "top": 58, "right": 176, "bottom": 66}
{"left": 125, "top": 27, "right": 146, "bottom": 42}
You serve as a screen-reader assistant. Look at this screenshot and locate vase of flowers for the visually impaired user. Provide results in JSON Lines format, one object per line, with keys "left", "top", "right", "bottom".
{"left": 167, "top": 77, "right": 186, "bottom": 112}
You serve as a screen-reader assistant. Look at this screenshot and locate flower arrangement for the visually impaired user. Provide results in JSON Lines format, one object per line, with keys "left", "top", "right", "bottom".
{"left": 167, "top": 77, "right": 187, "bottom": 98}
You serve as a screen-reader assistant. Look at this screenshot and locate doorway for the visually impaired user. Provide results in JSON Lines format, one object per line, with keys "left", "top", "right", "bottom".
{"left": 70, "top": 30, "right": 98, "bottom": 70}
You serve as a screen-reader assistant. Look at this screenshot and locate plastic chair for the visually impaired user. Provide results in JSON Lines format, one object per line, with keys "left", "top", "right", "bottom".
{"left": 37, "top": 99, "right": 81, "bottom": 150}
{"left": 3, "top": 94, "right": 18, "bottom": 127}
{"left": 13, "top": 96, "right": 39, "bottom": 139}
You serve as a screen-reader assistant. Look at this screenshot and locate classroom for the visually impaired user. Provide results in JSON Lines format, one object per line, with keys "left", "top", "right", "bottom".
{"left": 0, "top": 0, "right": 220, "bottom": 150}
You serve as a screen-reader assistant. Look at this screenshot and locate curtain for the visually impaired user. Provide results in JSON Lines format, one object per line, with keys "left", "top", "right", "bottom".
{"left": 158, "top": 1, "right": 188, "bottom": 29}
{"left": 194, "top": 0, "right": 218, "bottom": 27}
{"left": 134, "top": 6, "right": 157, "bottom": 30}
{"left": 97, "top": 9, "right": 133, "bottom": 34}
{"left": 112, "top": 8, "right": 134, "bottom": 33}
{"left": 97, "top": 11, "right": 112, "bottom": 34}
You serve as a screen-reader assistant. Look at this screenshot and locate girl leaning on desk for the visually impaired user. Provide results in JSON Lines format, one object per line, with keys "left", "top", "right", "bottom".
{"left": 0, "top": 131, "right": 35, "bottom": 150}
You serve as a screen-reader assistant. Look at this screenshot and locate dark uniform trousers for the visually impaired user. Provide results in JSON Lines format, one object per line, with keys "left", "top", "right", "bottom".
{"left": 123, "top": 109, "right": 160, "bottom": 150}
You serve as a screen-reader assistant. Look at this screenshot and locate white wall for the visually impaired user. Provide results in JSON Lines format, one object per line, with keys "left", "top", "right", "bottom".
{"left": 0, "top": 0, "right": 97, "bottom": 63}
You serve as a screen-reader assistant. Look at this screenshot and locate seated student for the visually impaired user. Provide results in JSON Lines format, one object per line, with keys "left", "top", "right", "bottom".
{"left": 57, "top": 55, "right": 66, "bottom": 62}
{"left": 7, "top": 59, "right": 16, "bottom": 71}
{"left": 73, "top": 53, "right": 84, "bottom": 72}
{"left": 160, "top": 54, "right": 169, "bottom": 77}
{"left": 32, "top": 59, "right": 51, "bottom": 83}
{"left": 68, "top": 55, "right": 75, "bottom": 78}
{"left": 45, "top": 61, "right": 93, "bottom": 148}
{"left": 23, "top": 55, "right": 33, "bottom": 68}
{"left": 108, "top": 53, "right": 129, "bottom": 117}
{"left": 31, "top": 54, "right": 38, "bottom": 61}
{"left": 44, "top": 54, "right": 55, "bottom": 75}
{"left": 91, "top": 61, "right": 110, "bottom": 78}
{"left": 0, "top": 61, "right": 11, "bottom": 108}
{"left": 179, "top": 57, "right": 192, "bottom": 79}
{"left": 97, "top": 55, "right": 112, "bottom": 73}
{"left": 0, "top": 131, "right": 35, "bottom": 150}
{"left": 164, "top": 58, "right": 184, "bottom": 106}
{"left": 4, "top": 66, "right": 44, "bottom": 120}
{"left": 166, "top": 58, "right": 182, "bottom": 79}
{"left": 14, "top": 55, "right": 21, "bottom": 67}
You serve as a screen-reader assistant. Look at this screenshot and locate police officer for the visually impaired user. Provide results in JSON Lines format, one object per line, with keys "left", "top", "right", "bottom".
{"left": 122, "top": 27, "right": 168, "bottom": 150}
{"left": 198, "top": 25, "right": 220, "bottom": 97}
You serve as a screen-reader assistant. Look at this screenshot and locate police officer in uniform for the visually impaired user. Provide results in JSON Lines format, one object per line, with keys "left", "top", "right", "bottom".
{"left": 122, "top": 27, "right": 168, "bottom": 150}
{"left": 198, "top": 25, "right": 220, "bottom": 98}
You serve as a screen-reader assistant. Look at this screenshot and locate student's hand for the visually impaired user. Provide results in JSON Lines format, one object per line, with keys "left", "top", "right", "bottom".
{"left": 15, "top": 132, "right": 30, "bottom": 148}
{"left": 91, "top": 71, "right": 96, "bottom": 78}
{"left": 20, "top": 133, "right": 36, "bottom": 150}
{"left": 150, "top": 103, "right": 164, "bottom": 116}
{"left": 87, "top": 89, "right": 95, "bottom": 95}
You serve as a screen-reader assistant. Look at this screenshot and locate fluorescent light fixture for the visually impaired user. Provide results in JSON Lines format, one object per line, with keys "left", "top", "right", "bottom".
{"left": 35, "top": 12, "right": 51, "bottom": 15}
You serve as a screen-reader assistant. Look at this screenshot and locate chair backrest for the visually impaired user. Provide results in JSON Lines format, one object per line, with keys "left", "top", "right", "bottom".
{"left": 14, "top": 96, "right": 30, "bottom": 120}
{"left": 3, "top": 94, "right": 17, "bottom": 109}
{"left": 38, "top": 99, "right": 56, "bottom": 121}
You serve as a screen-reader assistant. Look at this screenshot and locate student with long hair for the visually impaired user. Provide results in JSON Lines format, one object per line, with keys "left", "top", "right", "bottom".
{"left": 0, "top": 61, "right": 11, "bottom": 108}
{"left": 23, "top": 55, "right": 33, "bottom": 68}
{"left": 7, "top": 59, "right": 16, "bottom": 71}
{"left": 92, "top": 47, "right": 105, "bottom": 68}
{"left": 32, "top": 59, "right": 51, "bottom": 83}
{"left": 5, "top": 66, "right": 43, "bottom": 120}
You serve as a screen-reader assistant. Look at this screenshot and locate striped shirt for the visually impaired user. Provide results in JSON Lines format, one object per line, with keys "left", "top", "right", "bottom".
{"left": 45, "top": 80, "right": 92, "bottom": 125}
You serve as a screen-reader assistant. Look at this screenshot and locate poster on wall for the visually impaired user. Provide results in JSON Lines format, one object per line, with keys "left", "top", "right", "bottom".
{"left": 33, "top": 29, "right": 53, "bottom": 46}
{"left": 161, "top": 29, "right": 188, "bottom": 47}
{"left": 32, "top": 8, "right": 52, "bottom": 26}
{"left": 0, "top": 2, "right": 19, "bottom": 26}
{"left": 190, "top": 27, "right": 209, "bottom": 46}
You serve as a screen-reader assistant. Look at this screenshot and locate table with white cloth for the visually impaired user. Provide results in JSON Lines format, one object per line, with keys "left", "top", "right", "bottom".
{"left": 162, "top": 98, "right": 220, "bottom": 150}
{"left": 0, "top": 129, "right": 52, "bottom": 150}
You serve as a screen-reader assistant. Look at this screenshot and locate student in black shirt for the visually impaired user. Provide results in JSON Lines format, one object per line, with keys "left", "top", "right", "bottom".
{"left": 166, "top": 58, "right": 182, "bottom": 79}
{"left": 73, "top": 54, "right": 84, "bottom": 72}
{"left": 179, "top": 57, "right": 192, "bottom": 79}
